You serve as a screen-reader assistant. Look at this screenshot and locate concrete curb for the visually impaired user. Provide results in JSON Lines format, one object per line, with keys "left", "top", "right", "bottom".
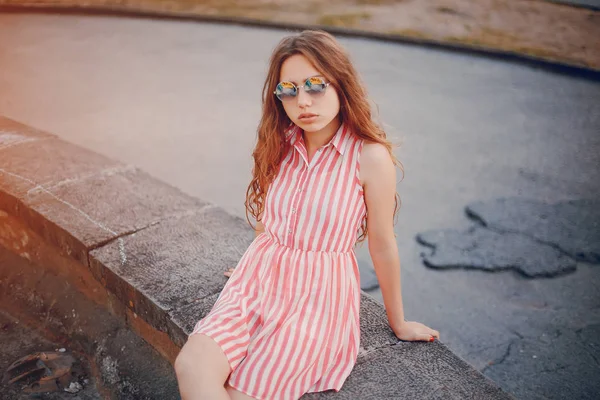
{"left": 0, "top": 115, "right": 513, "bottom": 398}
{"left": 1, "top": 4, "right": 599, "bottom": 78}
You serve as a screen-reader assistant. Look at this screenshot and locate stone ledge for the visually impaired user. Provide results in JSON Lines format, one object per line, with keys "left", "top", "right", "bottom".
{"left": 0, "top": 115, "right": 512, "bottom": 398}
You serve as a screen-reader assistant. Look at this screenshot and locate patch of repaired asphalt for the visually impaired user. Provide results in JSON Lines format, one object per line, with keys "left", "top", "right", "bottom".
{"left": 467, "top": 197, "right": 600, "bottom": 264}
{"left": 414, "top": 196, "right": 600, "bottom": 398}
{"left": 417, "top": 226, "right": 576, "bottom": 278}
{"left": 417, "top": 197, "right": 599, "bottom": 277}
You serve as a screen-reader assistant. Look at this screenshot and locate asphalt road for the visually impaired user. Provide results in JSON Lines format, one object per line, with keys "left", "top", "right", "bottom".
{"left": 1, "top": 11, "right": 599, "bottom": 399}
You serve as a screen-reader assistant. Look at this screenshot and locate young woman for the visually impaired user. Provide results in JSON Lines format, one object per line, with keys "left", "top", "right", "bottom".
{"left": 174, "top": 30, "right": 440, "bottom": 400}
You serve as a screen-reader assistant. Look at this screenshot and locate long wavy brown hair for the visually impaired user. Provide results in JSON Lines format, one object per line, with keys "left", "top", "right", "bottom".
{"left": 245, "top": 30, "right": 403, "bottom": 243}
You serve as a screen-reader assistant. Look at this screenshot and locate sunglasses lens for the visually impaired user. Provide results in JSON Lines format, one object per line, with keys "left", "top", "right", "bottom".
{"left": 274, "top": 77, "right": 328, "bottom": 101}
{"left": 305, "top": 77, "right": 327, "bottom": 95}
{"left": 275, "top": 81, "right": 296, "bottom": 100}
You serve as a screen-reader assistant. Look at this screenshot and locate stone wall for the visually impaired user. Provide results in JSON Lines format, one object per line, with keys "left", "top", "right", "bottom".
{"left": 0, "top": 115, "right": 511, "bottom": 398}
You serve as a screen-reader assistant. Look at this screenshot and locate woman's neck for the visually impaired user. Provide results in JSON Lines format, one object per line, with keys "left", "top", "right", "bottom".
{"left": 302, "top": 118, "right": 342, "bottom": 151}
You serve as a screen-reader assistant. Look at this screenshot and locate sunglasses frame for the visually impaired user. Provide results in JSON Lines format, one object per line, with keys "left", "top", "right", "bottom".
{"left": 273, "top": 76, "right": 331, "bottom": 101}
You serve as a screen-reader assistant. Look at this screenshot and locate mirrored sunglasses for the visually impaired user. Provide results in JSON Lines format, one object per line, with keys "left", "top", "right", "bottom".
{"left": 274, "top": 76, "right": 330, "bottom": 101}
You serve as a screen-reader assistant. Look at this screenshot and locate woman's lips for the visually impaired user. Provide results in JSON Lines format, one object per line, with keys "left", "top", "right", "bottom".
{"left": 299, "top": 114, "right": 318, "bottom": 123}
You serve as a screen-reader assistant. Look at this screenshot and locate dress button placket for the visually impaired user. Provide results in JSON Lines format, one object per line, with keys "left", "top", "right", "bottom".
{"left": 289, "top": 169, "right": 306, "bottom": 241}
{"left": 289, "top": 208, "right": 296, "bottom": 237}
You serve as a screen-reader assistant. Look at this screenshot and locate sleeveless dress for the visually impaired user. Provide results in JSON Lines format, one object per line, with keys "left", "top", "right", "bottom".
{"left": 190, "top": 123, "right": 366, "bottom": 400}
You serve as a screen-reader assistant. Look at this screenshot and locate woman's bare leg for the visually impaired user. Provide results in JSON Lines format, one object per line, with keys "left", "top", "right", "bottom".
{"left": 174, "top": 333, "right": 232, "bottom": 400}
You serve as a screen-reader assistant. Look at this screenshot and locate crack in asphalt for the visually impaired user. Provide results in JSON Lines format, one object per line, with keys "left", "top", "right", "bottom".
{"left": 481, "top": 340, "right": 515, "bottom": 374}
{"left": 575, "top": 324, "right": 600, "bottom": 366}
{"left": 539, "top": 365, "right": 568, "bottom": 374}
{"left": 507, "top": 328, "right": 524, "bottom": 339}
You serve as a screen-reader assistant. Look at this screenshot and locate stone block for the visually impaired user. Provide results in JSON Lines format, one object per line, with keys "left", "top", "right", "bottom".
{"left": 303, "top": 344, "right": 511, "bottom": 399}
{"left": 90, "top": 206, "right": 255, "bottom": 333}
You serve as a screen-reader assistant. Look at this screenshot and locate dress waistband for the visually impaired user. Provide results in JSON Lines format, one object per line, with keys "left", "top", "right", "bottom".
{"left": 260, "top": 234, "right": 354, "bottom": 256}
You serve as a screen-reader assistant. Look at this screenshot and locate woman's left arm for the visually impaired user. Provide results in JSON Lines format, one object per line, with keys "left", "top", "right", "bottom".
{"left": 361, "top": 142, "right": 440, "bottom": 342}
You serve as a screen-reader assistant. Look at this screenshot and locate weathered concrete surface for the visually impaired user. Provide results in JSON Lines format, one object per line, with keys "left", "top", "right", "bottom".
{"left": 417, "top": 226, "right": 577, "bottom": 278}
{"left": 0, "top": 118, "right": 54, "bottom": 148}
{"left": 0, "top": 116, "right": 210, "bottom": 267}
{"left": 0, "top": 133, "right": 121, "bottom": 201}
{"left": 167, "top": 292, "right": 220, "bottom": 348}
{"left": 303, "top": 344, "right": 510, "bottom": 400}
{"left": 89, "top": 206, "right": 255, "bottom": 334}
{"left": 467, "top": 197, "right": 600, "bottom": 264}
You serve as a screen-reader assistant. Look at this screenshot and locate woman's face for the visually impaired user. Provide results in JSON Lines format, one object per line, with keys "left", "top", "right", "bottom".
{"left": 278, "top": 54, "right": 340, "bottom": 133}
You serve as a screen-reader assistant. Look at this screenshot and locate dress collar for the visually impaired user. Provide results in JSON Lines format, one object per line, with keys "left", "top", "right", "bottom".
{"left": 284, "top": 122, "right": 349, "bottom": 155}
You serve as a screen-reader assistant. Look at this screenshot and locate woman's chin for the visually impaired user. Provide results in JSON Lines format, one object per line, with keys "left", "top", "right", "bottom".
{"left": 297, "top": 119, "right": 326, "bottom": 132}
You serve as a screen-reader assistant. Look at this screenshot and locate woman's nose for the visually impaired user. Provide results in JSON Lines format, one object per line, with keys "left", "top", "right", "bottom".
{"left": 296, "top": 88, "right": 312, "bottom": 108}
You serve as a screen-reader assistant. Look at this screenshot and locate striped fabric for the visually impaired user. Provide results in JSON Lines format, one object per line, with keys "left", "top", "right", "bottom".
{"left": 190, "top": 123, "right": 366, "bottom": 400}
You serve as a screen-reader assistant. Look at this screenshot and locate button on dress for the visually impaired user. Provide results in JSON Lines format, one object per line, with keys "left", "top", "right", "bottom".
{"left": 190, "top": 123, "right": 366, "bottom": 400}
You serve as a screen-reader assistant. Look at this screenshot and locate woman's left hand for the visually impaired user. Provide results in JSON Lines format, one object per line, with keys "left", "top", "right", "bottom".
{"left": 393, "top": 320, "right": 440, "bottom": 342}
{"left": 224, "top": 267, "right": 235, "bottom": 278}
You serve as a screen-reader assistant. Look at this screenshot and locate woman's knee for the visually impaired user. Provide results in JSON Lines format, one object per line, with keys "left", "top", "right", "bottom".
{"left": 175, "top": 333, "right": 231, "bottom": 382}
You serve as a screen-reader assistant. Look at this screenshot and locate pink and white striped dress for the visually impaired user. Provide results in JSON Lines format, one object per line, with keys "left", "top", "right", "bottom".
{"left": 191, "top": 123, "right": 366, "bottom": 400}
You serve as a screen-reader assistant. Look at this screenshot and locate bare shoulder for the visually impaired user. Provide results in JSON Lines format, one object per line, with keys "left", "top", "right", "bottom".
{"left": 359, "top": 141, "right": 394, "bottom": 187}
{"left": 361, "top": 141, "right": 391, "bottom": 163}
